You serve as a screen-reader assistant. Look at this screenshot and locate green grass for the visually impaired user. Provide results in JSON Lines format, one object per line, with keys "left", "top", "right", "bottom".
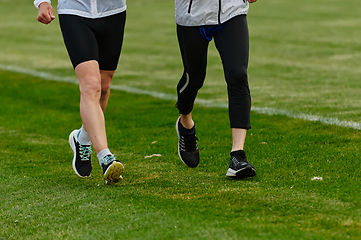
{"left": 1, "top": 0, "right": 361, "bottom": 239}
{"left": 1, "top": 70, "right": 361, "bottom": 239}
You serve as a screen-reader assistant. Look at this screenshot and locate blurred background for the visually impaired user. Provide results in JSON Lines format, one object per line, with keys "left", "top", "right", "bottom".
{"left": 1, "top": 0, "right": 361, "bottom": 123}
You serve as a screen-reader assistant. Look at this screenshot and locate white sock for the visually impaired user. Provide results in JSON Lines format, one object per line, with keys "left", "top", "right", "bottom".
{"left": 78, "top": 125, "right": 91, "bottom": 145}
{"left": 97, "top": 148, "right": 112, "bottom": 165}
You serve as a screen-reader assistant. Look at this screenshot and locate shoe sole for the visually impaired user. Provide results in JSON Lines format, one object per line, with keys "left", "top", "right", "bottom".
{"left": 226, "top": 165, "right": 256, "bottom": 179}
{"left": 104, "top": 161, "right": 125, "bottom": 185}
{"left": 69, "top": 129, "right": 90, "bottom": 178}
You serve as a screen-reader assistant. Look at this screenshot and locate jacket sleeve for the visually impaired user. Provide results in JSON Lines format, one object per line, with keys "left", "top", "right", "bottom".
{"left": 34, "top": 0, "right": 51, "bottom": 9}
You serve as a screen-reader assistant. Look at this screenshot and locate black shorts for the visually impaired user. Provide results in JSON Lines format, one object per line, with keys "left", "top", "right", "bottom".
{"left": 59, "top": 12, "right": 126, "bottom": 70}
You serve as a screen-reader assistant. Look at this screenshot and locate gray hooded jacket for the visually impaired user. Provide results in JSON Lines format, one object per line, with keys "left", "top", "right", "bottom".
{"left": 34, "top": 0, "right": 126, "bottom": 19}
{"left": 175, "top": 0, "right": 249, "bottom": 26}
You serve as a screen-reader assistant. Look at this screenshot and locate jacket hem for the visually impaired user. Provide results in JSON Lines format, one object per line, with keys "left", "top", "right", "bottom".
{"left": 58, "top": 6, "right": 126, "bottom": 19}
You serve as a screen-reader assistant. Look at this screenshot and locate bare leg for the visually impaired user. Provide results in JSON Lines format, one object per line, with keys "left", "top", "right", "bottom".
{"left": 181, "top": 113, "right": 246, "bottom": 152}
{"left": 231, "top": 128, "right": 247, "bottom": 152}
{"left": 75, "top": 60, "right": 110, "bottom": 154}
{"left": 99, "top": 70, "right": 115, "bottom": 112}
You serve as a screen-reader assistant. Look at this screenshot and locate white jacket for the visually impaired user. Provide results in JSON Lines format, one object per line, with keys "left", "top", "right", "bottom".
{"left": 175, "top": 0, "right": 249, "bottom": 26}
{"left": 34, "top": 0, "right": 126, "bottom": 19}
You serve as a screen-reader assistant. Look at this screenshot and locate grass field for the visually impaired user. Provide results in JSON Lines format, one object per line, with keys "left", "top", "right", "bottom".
{"left": 1, "top": 0, "right": 361, "bottom": 239}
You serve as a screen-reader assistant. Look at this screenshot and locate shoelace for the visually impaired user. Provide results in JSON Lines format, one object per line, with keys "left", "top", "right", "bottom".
{"left": 79, "top": 145, "right": 92, "bottom": 161}
{"left": 231, "top": 155, "right": 248, "bottom": 166}
{"left": 102, "top": 154, "right": 115, "bottom": 165}
{"left": 180, "top": 135, "right": 198, "bottom": 151}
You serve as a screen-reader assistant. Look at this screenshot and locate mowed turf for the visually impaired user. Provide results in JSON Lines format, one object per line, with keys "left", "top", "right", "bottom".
{"left": 1, "top": 70, "right": 361, "bottom": 239}
{"left": 1, "top": 0, "right": 361, "bottom": 239}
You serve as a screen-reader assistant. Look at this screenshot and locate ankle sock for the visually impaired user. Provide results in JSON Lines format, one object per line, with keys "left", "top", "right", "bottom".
{"left": 78, "top": 125, "right": 91, "bottom": 145}
{"left": 179, "top": 121, "right": 195, "bottom": 135}
{"left": 97, "top": 148, "right": 112, "bottom": 165}
{"left": 231, "top": 150, "right": 246, "bottom": 158}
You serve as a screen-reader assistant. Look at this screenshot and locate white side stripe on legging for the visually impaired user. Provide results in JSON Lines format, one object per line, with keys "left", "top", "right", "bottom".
{"left": 1, "top": 64, "right": 360, "bottom": 130}
{"left": 178, "top": 72, "right": 189, "bottom": 94}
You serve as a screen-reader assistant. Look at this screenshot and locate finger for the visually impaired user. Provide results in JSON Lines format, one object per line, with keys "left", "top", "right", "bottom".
{"left": 37, "top": 15, "right": 45, "bottom": 24}
{"left": 45, "top": 12, "right": 53, "bottom": 23}
{"left": 49, "top": 7, "right": 56, "bottom": 20}
{"left": 39, "top": 14, "right": 50, "bottom": 24}
{"left": 37, "top": 14, "right": 51, "bottom": 24}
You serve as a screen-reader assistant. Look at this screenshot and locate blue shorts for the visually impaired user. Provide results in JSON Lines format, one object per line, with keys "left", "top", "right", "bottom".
{"left": 199, "top": 22, "right": 228, "bottom": 41}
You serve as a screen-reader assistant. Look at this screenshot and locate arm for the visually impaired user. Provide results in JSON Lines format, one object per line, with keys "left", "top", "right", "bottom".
{"left": 35, "top": 1, "right": 55, "bottom": 24}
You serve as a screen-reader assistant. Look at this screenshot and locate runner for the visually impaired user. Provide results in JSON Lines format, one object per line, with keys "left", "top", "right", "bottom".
{"left": 35, "top": 0, "right": 126, "bottom": 184}
{"left": 175, "top": 0, "right": 257, "bottom": 179}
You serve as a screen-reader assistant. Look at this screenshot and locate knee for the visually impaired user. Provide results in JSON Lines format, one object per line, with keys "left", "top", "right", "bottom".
{"left": 100, "top": 71, "right": 114, "bottom": 95}
{"left": 101, "top": 81, "right": 111, "bottom": 96}
{"left": 80, "top": 76, "right": 101, "bottom": 99}
{"left": 226, "top": 67, "right": 248, "bottom": 87}
{"left": 178, "top": 71, "right": 204, "bottom": 94}
{"left": 188, "top": 70, "right": 206, "bottom": 90}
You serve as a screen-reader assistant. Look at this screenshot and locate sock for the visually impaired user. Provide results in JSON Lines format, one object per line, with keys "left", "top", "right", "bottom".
{"left": 179, "top": 121, "right": 195, "bottom": 135}
{"left": 97, "top": 148, "right": 112, "bottom": 166}
{"left": 78, "top": 125, "right": 91, "bottom": 145}
{"left": 231, "top": 150, "right": 246, "bottom": 159}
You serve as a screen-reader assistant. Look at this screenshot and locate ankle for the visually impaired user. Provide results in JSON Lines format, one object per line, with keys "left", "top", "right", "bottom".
{"left": 231, "top": 149, "right": 245, "bottom": 157}
{"left": 78, "top": 126, "right": 91, "bottom": 145}
{"left": 97, "top": 148, "right": 112, "bottom": 165}
{"left": 180, "top": 117, "right": 194, "bottom": 129}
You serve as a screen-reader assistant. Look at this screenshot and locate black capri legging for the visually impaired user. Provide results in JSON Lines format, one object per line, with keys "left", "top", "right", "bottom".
{"left": 176, "top": 14, "right": 251, "bottom": 129}
{"left": 59, "top": 11, "right": 126, "bottom": 70}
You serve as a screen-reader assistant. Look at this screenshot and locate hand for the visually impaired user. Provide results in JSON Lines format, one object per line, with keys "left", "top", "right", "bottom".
{"left": 248, "top": 0, "right": 257, "bottom": 3}
{"left": 37, "top": 2, "right": 55, "bottom": 24}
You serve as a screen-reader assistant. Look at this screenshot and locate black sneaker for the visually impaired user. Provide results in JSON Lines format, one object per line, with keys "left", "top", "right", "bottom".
{"left": 101, "top": 154, "right": 124, "bottom": 185}
{"left": 226, "top": 150, "right": 256, "bottom": 179}
{"left": 69, "top": 129, "right": 92, "bottom": 177}
{"left": 176, "top": 117, "right": 199, "bottom": 168}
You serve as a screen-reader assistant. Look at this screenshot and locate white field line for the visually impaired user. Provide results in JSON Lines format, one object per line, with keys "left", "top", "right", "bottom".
{"left": 1, "top": 64, "right": 361, "bottom": 130}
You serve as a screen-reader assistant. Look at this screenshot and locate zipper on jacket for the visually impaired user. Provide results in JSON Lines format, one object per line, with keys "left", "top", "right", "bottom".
{"left": 188, "top": 0, "right": 193, "bottom": 13}
{"left": 218, "top": 0, "right": 221, "bottom": 25}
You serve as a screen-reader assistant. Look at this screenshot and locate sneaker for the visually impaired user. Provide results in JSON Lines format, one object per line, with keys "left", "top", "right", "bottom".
{"left": 69, "top": 129, "right": 92, "bottom": 177}
{"left": 176, "top": 117, "right": 199, "bottom": 168}
{"left": 226, "top": 150, "right": 256, "bottom": 179}
{"left": 101, "top": 154, "right": 124, "bottom": 185}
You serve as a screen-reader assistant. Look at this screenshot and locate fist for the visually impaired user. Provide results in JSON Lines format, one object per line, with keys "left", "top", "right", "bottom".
{"left": 37, "top": 2, "right": 55, "bottom": 24}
